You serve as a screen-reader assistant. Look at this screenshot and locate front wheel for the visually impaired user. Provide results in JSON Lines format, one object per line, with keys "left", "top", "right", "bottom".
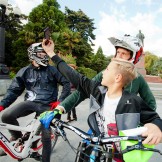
{"left": 32, "top": 124, "right": 59, "bottom": 154}
{"left": 50, "top": 126, "right": 59, "bottom": 152}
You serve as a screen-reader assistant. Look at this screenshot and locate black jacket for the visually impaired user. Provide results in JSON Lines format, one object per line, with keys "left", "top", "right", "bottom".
{"left": 0, "top": 64, "right": 70, "bottom": 108}
{"left": 52, "top": 55, "right": 162, "bottom": 136}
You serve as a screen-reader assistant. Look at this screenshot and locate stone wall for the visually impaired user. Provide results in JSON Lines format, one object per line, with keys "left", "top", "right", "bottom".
{"left": 144, "top": 75, "right": 162, "bottom": 83}
{"left": 135, "top": 53, "right": 146, "bottom": 76}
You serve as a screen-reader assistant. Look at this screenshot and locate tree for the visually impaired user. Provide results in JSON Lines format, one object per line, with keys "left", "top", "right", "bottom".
{"left": 65, "top": 7, "right": 95, "bottom": 44}
{"left": 145, "top": 51, "right": 158, "bottom": 75}
{"left": 89, "top": 46, "right": 108, "bottom": 73}
{"left": 59, "top": 28, "right": 81, "bottom": 54}
{"left": 24, "top": 0, "right": 66, "bottom": 44}
{"left": 4, "top": 4, "right": 27, "bottom": 67}
{"left": 151, "top": 57, "right": 162, "bottom": 76}
{"left": 12, "top": 0, "right": 67, "bottom": 70}
{"left": 64, "top": 7, "right": 96, "bottom": 67}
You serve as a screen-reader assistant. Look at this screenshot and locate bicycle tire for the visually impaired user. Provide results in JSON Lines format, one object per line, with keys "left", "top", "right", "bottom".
{"left": 32, "top": 124, "right": 59, "bottom": 154}
{"left": 50, "top": 126, "right": 59, "bottom": 152}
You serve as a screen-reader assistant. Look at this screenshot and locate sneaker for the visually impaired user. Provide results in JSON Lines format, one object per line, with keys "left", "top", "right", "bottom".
{"left": 72, "top": 117, "right": 77, "bottom": 121}
{"left": 66, "top": 117, "right": 71, "bottom": 122}
{"left": 30, "top": 152, "right": 42, "bottom": 161}
{"left": 0, "top": 148, "right": 6, "bottom": 156}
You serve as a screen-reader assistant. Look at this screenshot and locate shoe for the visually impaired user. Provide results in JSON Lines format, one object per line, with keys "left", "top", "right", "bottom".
{"left": 30, "top": 152, "right": 42, "bottom": 161}
{"left": 72, "top": 117, "right": 77, "bottom": 121}
{"left": 66, "top": 117, "right": 71, "bottom": 122}
{"left": 0, "top": 148, "right": 6, "bottom": 156}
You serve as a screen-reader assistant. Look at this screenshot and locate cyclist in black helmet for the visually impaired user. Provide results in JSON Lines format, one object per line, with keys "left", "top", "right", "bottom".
{"left": 0, "top": 42, "right": 70, "bottom": 162}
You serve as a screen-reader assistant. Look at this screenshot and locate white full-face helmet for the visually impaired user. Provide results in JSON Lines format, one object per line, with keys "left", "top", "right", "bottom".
{"left": 27, "top": 43, "right": 49, "bottom": 66}
{"left": 108, "top": 34, "right": 143, "bottom": 64}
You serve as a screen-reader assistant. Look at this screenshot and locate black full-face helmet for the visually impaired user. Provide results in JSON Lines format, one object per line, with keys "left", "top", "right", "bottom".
{"left": 27, "top": 43, "right": 49, "bottom": 66}
{"left": 108, "top": 35, "right": 143, "bottom": 64}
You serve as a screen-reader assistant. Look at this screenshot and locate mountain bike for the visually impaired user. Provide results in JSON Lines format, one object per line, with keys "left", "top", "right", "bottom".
{"left": 0, "top": 113, "right": 59, "bottom": 161}
{"left": 51, "top": 119, "right": 162, "bottom": 162}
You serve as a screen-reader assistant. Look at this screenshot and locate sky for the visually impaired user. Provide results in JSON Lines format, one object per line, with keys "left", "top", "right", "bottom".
{"left": 8, "top": 0, "right": 162, "bottom": 57}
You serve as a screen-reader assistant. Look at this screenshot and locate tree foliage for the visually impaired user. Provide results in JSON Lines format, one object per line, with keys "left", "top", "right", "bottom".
{"left": 12, "top": 0, "right": 66, "bottom": 71}
{"left": 151, "top": 57, "right": 162, "bottom": 75}
{"left": 4, "top": 4, "right": 27, "bottom": 67}
{"left": 145, "top": 51, "right": 158, "bottom": 75}
{"left": 64, "top": 7, "right": 96, "bottom": 67}
{"left": 24, "top": 0, "right": 66, "bottom": 44}
{"left": 89, "top": 46, "right": 106, "bottom": 73}
{"left": 65, "top": 7, "right": 96, "bottom": 44}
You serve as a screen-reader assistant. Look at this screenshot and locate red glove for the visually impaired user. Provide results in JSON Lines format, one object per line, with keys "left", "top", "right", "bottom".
{"left": 49, "top": 101, "right": 60, "bottom": 110}
{"left": 0, "top": 106, "right": 4, "bottom": 112}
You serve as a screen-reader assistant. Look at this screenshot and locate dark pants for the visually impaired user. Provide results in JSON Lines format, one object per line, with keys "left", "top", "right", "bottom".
{"left": 1, "top": 100, "right": 51, "bottom": 162}
{"left": 67, "top": 107, "right": 77, "bottom": 119}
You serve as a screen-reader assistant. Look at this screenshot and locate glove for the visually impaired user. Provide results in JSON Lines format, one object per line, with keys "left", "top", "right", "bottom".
{"left": 39, "top": 109, "right": 62, "bottom": 129}
{"left": 0, "top": 106, "right": 4, "bottom": 112}
{"left": 49, "top": 101, "right": 60, "bottom": 110}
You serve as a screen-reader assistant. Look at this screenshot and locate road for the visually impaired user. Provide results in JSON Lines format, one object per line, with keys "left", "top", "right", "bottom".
{"left": 0, "top": 94, "right": 162, "bottom": 162}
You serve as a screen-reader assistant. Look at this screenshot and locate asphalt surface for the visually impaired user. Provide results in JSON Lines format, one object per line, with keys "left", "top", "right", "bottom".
{"left": 0, "top": 93, "right": 162, "bottom": 162}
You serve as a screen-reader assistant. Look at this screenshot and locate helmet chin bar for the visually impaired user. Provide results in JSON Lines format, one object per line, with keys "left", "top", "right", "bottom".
{"left": 33, "top": 55, "right": 48, "bottom": 67}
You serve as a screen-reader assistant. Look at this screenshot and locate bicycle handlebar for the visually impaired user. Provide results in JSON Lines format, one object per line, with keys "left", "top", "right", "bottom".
{"left": 51, "top": 119, "right": 162, "bottom": 155}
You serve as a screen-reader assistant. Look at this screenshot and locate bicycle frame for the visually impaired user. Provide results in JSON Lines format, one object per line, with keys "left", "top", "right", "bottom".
{"left": 0, "top": 118, "right": 41, "bottom": 160}
{"left": 51, "top": 119, "right": 162, "bottom": 162}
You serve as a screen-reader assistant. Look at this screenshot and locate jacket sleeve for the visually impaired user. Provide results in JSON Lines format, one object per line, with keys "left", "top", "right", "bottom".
{"left": 51, "top": 55, "right": 97, "bottom": 104}
{"left": 92, "top": 71, "right": 103, "bottom": 82}
{"left": 60, "top": 90, "right": 87, "bottom": 112}
{"left": 60, "top": 71, "right": 103, "bottom": 112}
{"left": 138, "top": 74, "right": 156, "bottom": 110}
{"left": 125, "top": 74, "right": 156, "bottom": 110}
{"left": 139, "top": 97, "right": 162, "bottom": 131}
{"left": 0, "top": 69, "right": 25, "bottom": 108}
{"left": 53, "top": 69, "right": 71, "bottom": 102}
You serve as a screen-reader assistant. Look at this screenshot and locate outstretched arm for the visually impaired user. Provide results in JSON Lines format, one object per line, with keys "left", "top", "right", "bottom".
{"left": 42, "top": 39, "right": 95, "bottom": 105}
{"left": 59, "top": 90, "right": 87, "bottom": 113}
{"left": 0, "top": 69, "right": 25, "bottom": 108}
{"left": 59, "top": 71, "right": 103, "bottom": 112}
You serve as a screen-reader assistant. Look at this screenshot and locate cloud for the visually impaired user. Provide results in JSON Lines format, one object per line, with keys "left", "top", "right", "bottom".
{"left": 157, "top": 7, "right": 162, "bottom": 13}
{"left": 115, "top": 0, "right": 126, "bottom": 4}
{"left": 11, "top": 0, "right": 41, "bottom": 15}
{"left": 93, "top": 11, "right": 162, "bottom": 57}
{"left": 136, "top": 0, "right": 153, "bottom": 6}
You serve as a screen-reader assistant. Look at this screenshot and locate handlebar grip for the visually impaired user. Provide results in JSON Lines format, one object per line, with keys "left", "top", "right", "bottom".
{"left": 121, "top": 127, "right": 147, "bottom": 136}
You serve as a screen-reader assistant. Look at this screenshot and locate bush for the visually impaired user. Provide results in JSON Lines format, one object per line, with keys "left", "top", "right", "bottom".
{"left": 77, "top": 67, "right": 97, "bottom": 79}
{"left": 9, "top": 71, "right": 16, "bottom": 79}
{"left": 159, "top": 74, "right": 162, "bottom": 79}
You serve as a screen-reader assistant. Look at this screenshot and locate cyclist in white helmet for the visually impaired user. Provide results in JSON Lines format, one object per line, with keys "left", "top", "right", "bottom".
{"left": 39, "top": 35, "right": 156, "bottom": 162}
{"left": 57, "top": 34, "right": 156, "bottom": 115}
{"left": 40, "top": 37, "right": 162, "bottom": 162}
{"left": 51, "top": 34, "right": 156, "bottom": 162}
